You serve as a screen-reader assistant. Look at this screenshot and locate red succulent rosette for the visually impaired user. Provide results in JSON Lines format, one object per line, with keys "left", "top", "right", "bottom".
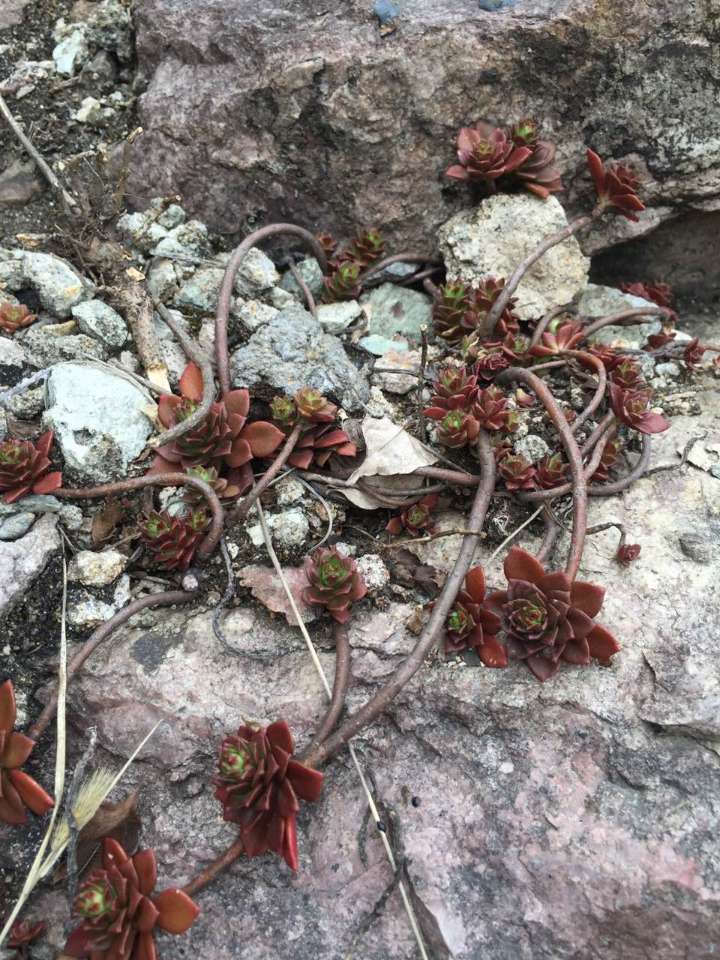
{"left": 138, "top": 509, "right": 208, "bottom": 572}
{"left": 644, "top": 330, "right": 676, "bottom": 351}
{"left": 530, "top": 320, "right": 584, "bottom": 357}
{"left": 443, "top": 567, "right": 506, "bottom": 667}
{"left": 0, "top": 302, "right": 37, "bottom": 334}
{"left": 514, "top": 137, "right": 563, "bottom": 199}
{"left": 301, "top": 546, "right": 367, "bottom": 623}
{"left": 487, "top": 547, "right": 620, "bottom": 682}
{"left": 427, "top": 364, "right": 479, "bottom": 412}
{"left": 148, "top": 363, "right": 284, "bottom": 486}
{"left": 609, "top": 358, "right": 644, "bottom": 390}
{"left": 499, "top": 453, "right": 536, "bottom": 491}
{"left": 590, "top": 434, "right": 621, "bottom": 484}
{"left": 215, "top": 720, "right": 324, "bottom": 872}
{"left": 609, "top": 384, "right": 669, "bottom": 434}
{"left": 586, "top": 148, "right": 645, "bottom": 221}
{"left": 386, "top": 494, "right": 438, "bottom": 537}
{"left": 0, "top": 430, "right": 62, "bottom": 504}
{"left": 64, "top": 838, "right": 199, "bottom": 960}
{"left": 288, "top": 424, "right": 357, "bottom": 470}
{"left": 7, "top": 918, "right": 45, "bottom": 956}
{"left": 472, "top": 342, "right": 510, "bottom": 381}
{"left": 683, "top": 338, "right": 706, "bottom": 370}
{"left": 431, "top": 409, "right": 480, "bottom": 449}
{"left": 616, "top": 543, "right": 641, "bottom": 565}
{"left": 473, "top": 386, "right": 511, "bottom": 432}
{"left": 433, "top": 283, "right": 474, "bottom": 342}
{"left": 446, "top": 122, "right": 532, "bottom": 184}
{"left": 0, "top": 680, "right": 54, "bottom": 826}
{"left": 469, "top": 277, "right": 520, "bottom": 339}
{"left": 293, "top": 387, "right": 338, "bottom": 423}
{"left": 321, "top": 261, "right": 362, "bottom": 303}
{"left": 535, "top": 452, "right": 567, "bottom": 489}
{"left": 621, "top": 281, "right": 674, "bottom": 319}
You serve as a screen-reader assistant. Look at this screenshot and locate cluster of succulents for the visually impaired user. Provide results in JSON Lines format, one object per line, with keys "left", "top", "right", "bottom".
{"left": 0, "top": 301, "right": 37, "bottom": 334}
{"left": 271, "top": 387, "right": 357, "bottom": 470}
{"left": 432, "top": 277, "right": 520, "bottom": 342}
{"left": 301, "top": 547, "right": 367, "bottom": 623}
{"left": 0, "top": 431, "right": 62, "bottom": 504}
{"left": 138, "top": 509, "right": 209, "bottom": 571}
{"left": 423, "top": 365, "right": 519, "bottom": 451}
{"left": 446, "top": 118, "right": 562, "bottom": 198}
{"left": 320, "top": 228, "right": 386, "bottom": 303}
{"left": 386, "top": 493, "right": 438, "bottom": 537}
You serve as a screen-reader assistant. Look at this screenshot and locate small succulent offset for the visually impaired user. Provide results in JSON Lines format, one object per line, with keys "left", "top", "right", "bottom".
{"left": 386, "top": 494, "right": 438, "bottom": 537}
{"left": 302, "top": 547, "right": 367, "bottom": 623}
{"left": 498, "top": 453, "right": 537, "bottom": 491}
{"left": 215, "top": 721, "right": 324, "bottom": 872}
{"left": 271, "top": 390, "right": 356, "bottom": 470}
{"left": 473, "top": 385, "right": 512, "bottom": 432}
{"left": 148, "top": 362, "right": 284, "bottom": 495}
{"left": 0, "top": 431, "right": 62, "bottom": 504}
{"left": 487, "top": 547, "right": 620, "bottom": 681}
{"left": 0, "top": 302, "right": 37, "bottom": 334}
{"left": 616, "top": 543, "right": 641, "bottom": 565}
{"left": 530, "top": 320, "right": 584, "bottom": 357}
{"left": 444, "top": 567, "right": 506, "bottom": 667}
{"left": 321, "top": 260, "right": 362, "bottom": 303}
{"left": 0, "top": 680, "right": 54, "bottom": 826}
{"left": 138, "top": 509, "right": 208, "bottom": 572}
{"left": 432, "top": 283, "right": 474, "bottom": 342}
{"left": 535, "top": 452, "right": 567, "bottom": 489}
{"left": 7, "top": 919, "right": 45, "bottom": 958}
{"left": 64, "top": 838, "right": 200, "bottom": 960}
{"left": 609, "top": 384, "right": 670, "bottom": 434}
{"left": 586, "top": 148, "right": 645, "bottom": 221}
{"left": 446, "top": 122, "right": 532, "bottom": 186}
{"left": 434, "top": 409, "right": 480, "bottom": 449}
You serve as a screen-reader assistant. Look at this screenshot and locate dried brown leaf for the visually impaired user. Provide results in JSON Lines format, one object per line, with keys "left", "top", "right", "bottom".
{"left": 91, "top": 499, "right": 125, "bottom": 546}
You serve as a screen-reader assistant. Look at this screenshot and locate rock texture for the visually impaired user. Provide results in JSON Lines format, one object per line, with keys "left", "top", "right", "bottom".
{"left": 0, "top": 514, "right": 60, "bottom": 616}
{"left": 42, "top": 385, "right": 720, "bottom": 960}
{"left": 130, "top": 0, "right": 720, "bottom": 256}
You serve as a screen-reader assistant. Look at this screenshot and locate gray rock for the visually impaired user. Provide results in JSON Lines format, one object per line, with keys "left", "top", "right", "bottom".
{"left": 83, "top": 0, "right": 134, "bottom": 63}
{"left": 21, "top": 327, "right": 106, "bottom": 367}
{"left": 0, "top": 0, "right": 31, "bottom": 29}
{"left": 576, "top": 283, "right": 662, "bottom": 348}
{"left": 232, "top": 247, "right": 279, "bottom": 297}
{"left": 679, "top": 532, "right": 716, "bottom": 564}
{"left": 316, "top": 300, "right": 362, "bottom": 335}
{"left": 359, "top": 334, "right": 409, "bottom": 356}
{"left": 52, "top": 25, "right": 90, "bottom": 76}
{"left": 157, "top": 203, "right": 187, "bottom": 230}
{"left": 0, "top": 59, "right": 55, "bottom": 100}
{"left": 175, "top": 266, "right": 224, "bottom": 312}
{"left": 372, "top": 348, "right": 419, "bottom": 395}
{"left": 116, "top": 211, "right": 169, "bottom": 253}
{"left": 655, "top": 362, "right": 681, "bottom": 378}
{"left": 43, "top": 362, "right": 154, "bottom": 483}
{"left": 438, "top": 195, "right": 590, "bottom": 320}
{"left": 248, "top": 508, "right": 309, "bottom": 551}
{"left": 360, "top": 283, "right": 432, "bottom": 341}
{"left": 153, "top": 308, "right": 192, "bottom": 385}
{"left": 146, "top": 258, "right": 179, "bottom": 302}
{"left": 71, "top": 299, "right": 128, "bottom": 349}
{"left": 234, "top": 298, "right": 279, "bottom": 333}
{"left": 151, "top": 220, "right": 209, "bottom": 259}
{"left": 0, "top": 512, "right": 35, "bottom": 541}
{"left": 74, "top": 96, "right": 104, "bottom": 125}
{"left": 0, "top": 336, "right": 27, "bottom": 383}
{"left": 514, "top": 433, "right": 551, "bottom": 463}
{"left": 280, "top": 258, "right": 324, "bottom": 299}
{"left": 273, "top": 476, "right": 305, "bottom": 506}
{"left": 129, "top": 0, "right": 720, "bottom": 260}
{"left": 268, "top": 286, "right": 296, "bottom": 309}
{"left": 0, "top": 494, "right": 83, "bottom": 530}
{"left": 68, "top": 549, "right": 128, "bottom": 587}
{"left": 0, "top": 159, "right": 45, "bottom": 207}
{"left": 6, "top": 385, "right": 44, "bottom": 420}
{"left": 230, "top": 305, "right": 369, "bottom": 412}
{"left": 0, "top": 514, "right": 60, "bottom": 617}
{"left": 68, "top": 575, "right": 131, "bottom": 629}
{"left": 0, "top": 250, "right": 94, "bottom": 317}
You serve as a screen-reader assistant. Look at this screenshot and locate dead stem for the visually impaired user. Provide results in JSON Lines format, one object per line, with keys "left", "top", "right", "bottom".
{"left": 579, "top": 306, "right": 672, "bottom": 342}
{"left": 299, "top": 622, "right": 352, "bottom": 762}
{"left": 215, "top": 225, "right": 329, "bottom": 394}
{"left": 358, "top": 253, "right": 441, "bottom": 288}
{"left": 232, "top": 422, "right": 304, "bottom": 521}
{"left": 304, "top": 431, "right": 496, "bottom": 768}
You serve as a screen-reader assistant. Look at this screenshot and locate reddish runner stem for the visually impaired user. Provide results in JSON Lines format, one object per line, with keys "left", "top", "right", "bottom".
{"left": 28, "top": 589, "right": 196, "bottom": 741}
{"left": 288, "top": 262, "right": 318, "bottom": 319}
{"left": 496, "top": 367, "right": 587, "bottom": 579}
{"left": 55, "top": 473, "right": 224, "bottom": 559}
{"left": 357, "top": 253, "right": 441, "bottom": 287}
{"left": 563, "top": 350, "right": 607, "bottom": 433}
{"left": 232, "top": 422, "right": 304, "bottom": 521}
{"left": 579, "top": 306, "right": 671, "bottom": 342}
{"left": 299, "top": 622, "right": 351, "bottom": 762}
{"left": 589, "top": 435, "right": 651, "bottom": 495}
{"left": 529, "top": 306, "right": 567, "bottom": 349}
{"left": 183, "top": 837, "right": 245, "bottom": 897}
{"left": 483, "top": 214, "right": 594, "bottom": 335}
{"left": 303, "top": 431, "right": 496, "bottom": 768}
{"left": 215, "top": 225, "right": 328, "bottom": 394}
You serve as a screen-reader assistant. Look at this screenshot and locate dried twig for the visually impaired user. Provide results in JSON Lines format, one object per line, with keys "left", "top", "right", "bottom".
{"left": 300, "top": 622, "right": 352, "bottom": 761}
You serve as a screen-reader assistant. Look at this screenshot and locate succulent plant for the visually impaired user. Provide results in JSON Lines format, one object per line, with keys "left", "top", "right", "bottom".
{"left": 270, "top": 395, "right": 298, "bottom": 428}
{"left": 386, "top": 494, "right": 438, "bottom": 537}
{"left": 610, "top": 358, "right": 644, "bottom": 390}
{"left": 293, "top": 387, "right": 338, "bottom": 423}
{"left": 149, "top": 363, "right": 284, "bottom": 488}
{"left": 7, "top": 919, "right": 45, "bottom": 957}
{"left": 183, "top": 464, "right": 243, "bottom": 501}
{"left": 514, "top": 137, "right": 563, "bottom": 199}
{"left": 424, "top": 364, "right": 479, "bottom": 416}
{"left": 446, "top": 122, "right": 532, "bottom": 185}
{"left": 683, "top": 338, "right": 706, "bottom": 369}
{"left": 535, "top": 452, "right": 567, "bottom": 489}
{"left": 486, "top": 547, "right": 620, "bottom": 681}
{"left": 620, "top": 280, "right": 673, "bottom": 309}
{"left": 590, "top": 434, "right": 622, "bottom": 484}
{"left": 443, "top": 567, "right": 506, "bottom": 666}
{"left": 588, "top": 343, "right": 621, "bottom": 368}
{"left": 473, "top": 386, "right": 511, "bottom": 432}
{"left": 321, "top": 260, "right": 362, "bottom": 303}
{"left": 501, "top": 332, "right": 531, "bottom": 362}
{"left": 345, "top": 228, "right": 385, "bottom": 265}
{"left": 530, "top": 320, "right": 584, "bottom": 357}
{"left": 609, "top": 384, "right": 669, "bottom": 434}
{"left": 432, "top": 283, "right": 474, "bottom": 342}
{"left": 498, "top": 453, "right": 536, "bottom": 491}
{"left": 0, "top": 302, "right": 37, "bottom": 334}
{"left": 64, "top": 838, "right": 199, "bottom": 959}
{"left": 0, "top": 680, "right": 54, "bottom": 826}
{"left": 316, "top": 232, "right": 337, "bottom": 259}
{"left": 514, "top": 387, "right": 535, "bottom": 408}
{"left": 431, "top": 409, "right": 480, "bottom": 449}
{"left": 644, "top": 330, "right": 676, "bottom": 351}
{"left": 586, "top": 148, "right": 644, "bottom": 221}
{"left": 0, "top": 430, "right": 62, "bottom": 505}
{"left": 138, "top": 509, "right": 208, "bottom": 571}
{"left": 215, "top": 720, "right": 324, "bottom": 871}
{"left": 288, "top": 423, "right": 357, "bottom": 470}
{"left": 302, "top": 547, "right": 367, "bottom": 623}
{"left": 616, "top": 543, "right": 641, "bottom": 565}
{"left": 472, "top": 342, "right": 510, "bottom": 380}
{"left": 466, "top": 277, "right": 520, "bottom": 339}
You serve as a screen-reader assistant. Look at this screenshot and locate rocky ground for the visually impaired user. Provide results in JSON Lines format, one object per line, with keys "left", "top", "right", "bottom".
{"left": 1, "top": 2, "right": 720, "bottom": 960}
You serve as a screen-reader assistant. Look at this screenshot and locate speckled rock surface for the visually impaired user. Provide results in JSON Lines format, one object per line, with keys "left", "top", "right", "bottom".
{"left": 128, "top": 0, "right": 720, "bottom": 254}
{"left": 0, "top": 514, "right": 60, "bottom": 616}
